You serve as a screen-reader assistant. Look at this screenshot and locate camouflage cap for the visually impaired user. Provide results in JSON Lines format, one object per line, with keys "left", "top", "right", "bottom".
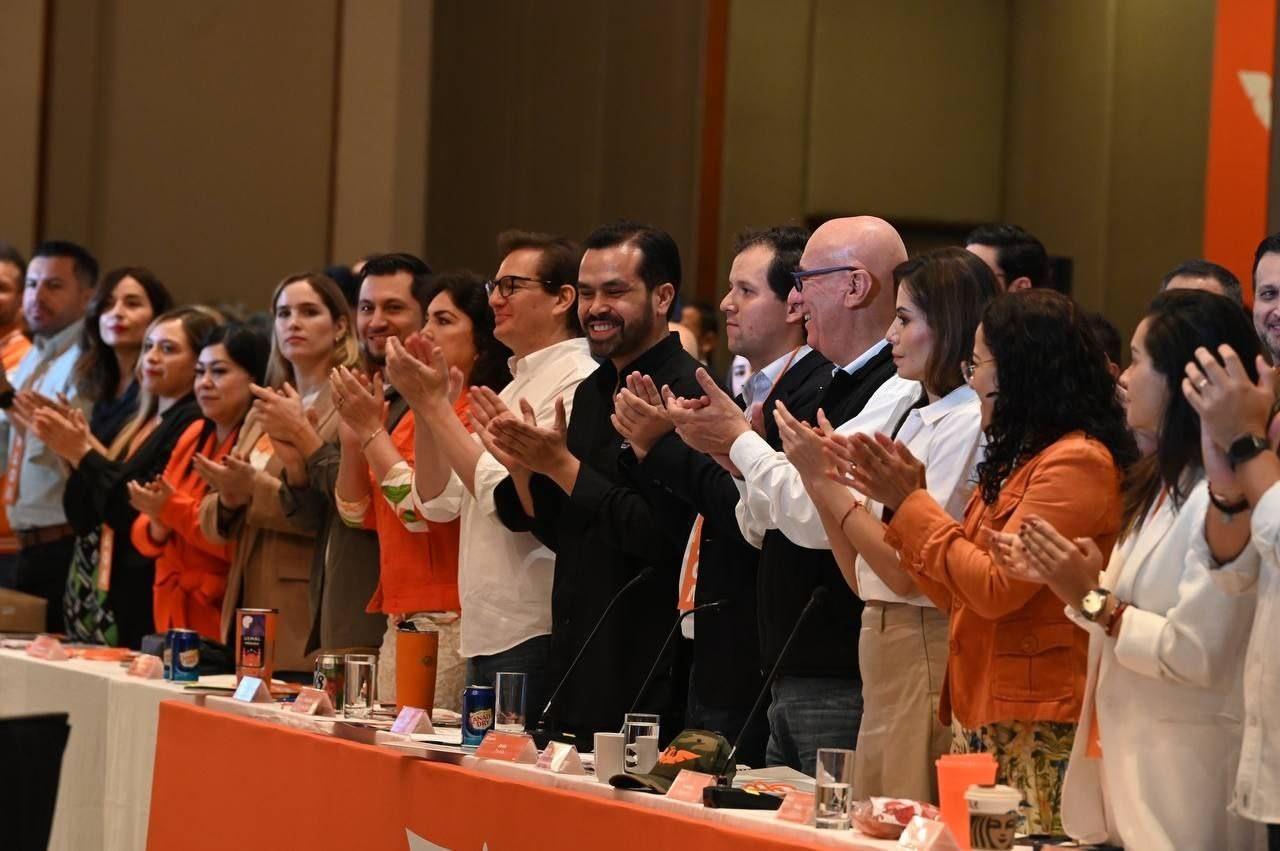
{"left": 608, "top": 729, "right": 736, "bottom": 794}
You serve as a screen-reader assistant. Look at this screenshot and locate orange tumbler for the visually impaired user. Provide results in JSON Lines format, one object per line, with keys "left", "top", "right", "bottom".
{"left": 395, "top": 628, "right": 439, "bottom": 712}
{"left": 936, "top": 753, "right": 998, "bottom": 850}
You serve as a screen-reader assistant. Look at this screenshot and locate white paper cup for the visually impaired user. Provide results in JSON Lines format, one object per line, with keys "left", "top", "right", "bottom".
{"left": 965, "top": 784, "right": 1022, "bottom": 850}
{"left": 593, "top": 732, "right": 625, "bottom": 784}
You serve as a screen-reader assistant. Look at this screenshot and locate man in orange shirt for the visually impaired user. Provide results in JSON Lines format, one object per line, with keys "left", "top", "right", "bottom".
{"left": 0, "top": 242, "right": 32, "bottom": 586}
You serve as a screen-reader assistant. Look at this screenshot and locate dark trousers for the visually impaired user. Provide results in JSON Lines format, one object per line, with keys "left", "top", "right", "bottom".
{"left": 0, "top": 552, "right": 16, "bottom": 588}
{"left": 465, "top": 634, "right": 553, "bottom": 728}
{"left": 686, "top": 662, "right": 769, "bottom": 767}
{"left": 1269, "top": 823, "right": 1279, "bottom": 851}
{"left": 14, "top": 535, "right": 75, "bottom": 633}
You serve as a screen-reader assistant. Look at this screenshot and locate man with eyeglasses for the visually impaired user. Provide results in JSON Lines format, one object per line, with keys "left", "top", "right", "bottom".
{"left": 397, "top": 231, "right": 597, "bottom": 720}
{"left": 664, "top": 216, "right": 921, "bottom": 775}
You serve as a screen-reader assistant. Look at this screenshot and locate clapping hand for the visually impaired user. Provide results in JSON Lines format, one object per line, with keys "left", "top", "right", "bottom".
{"left": 193, "top": 452, "right": 257, "bottom": 509}
{"left": 832, "top": 431, "right": 926, "bottom": 511}
{"left": 775, "top": 402, "right": 839, "bottom": 481}
{"left": 467, "top": 386, "right": 526, "bottom": 474}
{"left": 127, "top": 477, "right": 174, "bottom": 518}
{"left": 1016, "top": 515, "right": 1105, "bottom": 606}
{"left": 663, "top": 368, "right": 750, "bottom": 455}
{"left": 612, "top": 373, "right": 672, "bottom": 459}
{"left": 330, "top": 366, "right": 386, "bottom": 441}
{"left": 1183, "top": 344, "right": 1276, "bottom": 450}
{"left": 250, "top": 383, "right": 322, "bottom": 454}
{"left": 489, "top": 397, "right": 571, "bottom": 477}
{"left": 386, "top": 334, "right": 461, "bottom": 412}
{"left": 31, "top": 406, "right": 101, "bottom": 466}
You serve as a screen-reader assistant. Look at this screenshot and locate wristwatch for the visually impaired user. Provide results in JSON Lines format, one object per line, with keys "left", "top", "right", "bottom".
{"left": 1080, "top": 588, "right": 1112, "bottom": 622}
{"left": 1227, "top": 433, "right": 1269, "bottom": 469}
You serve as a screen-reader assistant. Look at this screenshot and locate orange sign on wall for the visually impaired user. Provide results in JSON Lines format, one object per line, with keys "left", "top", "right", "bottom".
{"left": 1204, "top": 0, "right": 1278, "bottom": 304}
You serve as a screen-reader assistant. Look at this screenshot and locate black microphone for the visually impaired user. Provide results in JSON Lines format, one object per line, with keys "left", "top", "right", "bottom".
{"left": 531, "top": 566, "right": 656, "bottom": 748}
{"left": 626, "top": 599, "right": 727, "bottom": 717}
{"left": 704, "top": 585, "right": 828, "bottom": 810}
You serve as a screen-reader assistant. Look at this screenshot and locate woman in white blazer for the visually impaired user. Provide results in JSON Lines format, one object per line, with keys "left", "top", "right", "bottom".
{"left": 991, "top": 290, "right": 1262, "bottom": 850}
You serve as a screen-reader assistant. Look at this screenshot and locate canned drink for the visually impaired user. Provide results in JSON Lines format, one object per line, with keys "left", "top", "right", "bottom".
{"left": 166, "top": 628, "right": 200, "bottom": 682}
{"left": 461, "top": 684, "right": 495, "bottom": 746}
{"left": 313, "top": 653, "right": 345, "bottom": 710}
{"left": 235, "top": 608, "right": 278, "bottom": 683}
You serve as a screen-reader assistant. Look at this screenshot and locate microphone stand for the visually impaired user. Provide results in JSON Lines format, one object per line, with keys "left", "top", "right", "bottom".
{"left": 622, "top": 600, "right": 726, "bottom": 730}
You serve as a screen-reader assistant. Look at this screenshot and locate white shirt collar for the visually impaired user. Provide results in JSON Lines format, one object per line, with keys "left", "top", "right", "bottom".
{"left": 916, "top": 383, "right": 978, "bottom": 426}
{"left": 507, "top": 336, "right": 592, "bottom": 379}
{"left": 842, "top": 339, "right": 889, "bottom": 375}
{"left": 744, "top": 345, "right": 811, "bottom": 409}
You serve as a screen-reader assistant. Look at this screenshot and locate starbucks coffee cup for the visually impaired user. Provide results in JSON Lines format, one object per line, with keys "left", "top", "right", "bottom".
{"left": 965, "top": 784, "right": 1023, "bottom": 850}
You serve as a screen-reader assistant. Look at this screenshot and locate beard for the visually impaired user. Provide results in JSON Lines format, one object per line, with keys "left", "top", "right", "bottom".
{"left": 586, "top": 307, "right": 656, "bottom": 362}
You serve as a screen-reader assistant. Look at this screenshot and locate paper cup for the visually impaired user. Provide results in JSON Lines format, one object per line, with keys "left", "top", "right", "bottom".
{"left": 965, "top": 784, "right": 1022, "bottom": 850}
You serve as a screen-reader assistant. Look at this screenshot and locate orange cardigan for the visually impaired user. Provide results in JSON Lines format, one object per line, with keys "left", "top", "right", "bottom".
{"left": 887, "top": 432, "right": 1123, "bottom": 729}
{"left": 131, "top": 420, "right": 236, "bottom": 640}
{"left": 362, "top": 395, "right": 468, "bottom": 615}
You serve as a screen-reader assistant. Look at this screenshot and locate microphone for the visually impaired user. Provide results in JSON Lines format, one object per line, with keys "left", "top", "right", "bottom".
{"left": 703, "top": 586, "right": 829, "bottom": 810}
{"left": 531, "top": 566, "right": 655, "bottom": 748}
{"left": 626, "top": 599, "right": 728, "bottom": 717}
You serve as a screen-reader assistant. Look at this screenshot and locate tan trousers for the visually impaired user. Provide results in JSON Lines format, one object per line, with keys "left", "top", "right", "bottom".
{"left": 853, "top": 602, "right": 951, "bottom": 803}
{"left": 377, "top": 613, "right": 465, "bottom": 713}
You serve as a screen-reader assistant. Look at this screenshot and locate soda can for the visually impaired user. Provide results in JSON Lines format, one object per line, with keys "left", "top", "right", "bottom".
{"left": 313, "top": 653, "right": 345, "bottom": 710}
{"left": 461, "top": 684, "right": 495, "bottom": 746}
{"left": 166, "top": 628, "right": 200, "bottom": 682}
{"left": 235, "top": 608, "right": 278, "bottom": 683}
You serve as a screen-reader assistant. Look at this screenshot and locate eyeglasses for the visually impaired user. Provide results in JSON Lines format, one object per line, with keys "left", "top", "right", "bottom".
{"left": 961, "top": 355, "right": 996, "bottom": 383}
{"left": 485, "top": 275, "right": 550, "bottom": 299}
{"left": 789, "top": 265, "right": 859, "bottom": 292}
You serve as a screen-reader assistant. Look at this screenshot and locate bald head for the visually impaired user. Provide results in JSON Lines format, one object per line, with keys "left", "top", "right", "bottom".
{"left": 796, "top": 216, "right": 906, "bottom": 366}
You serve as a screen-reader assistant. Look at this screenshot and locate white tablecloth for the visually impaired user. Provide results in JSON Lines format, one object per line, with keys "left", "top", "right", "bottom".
{"left": 0, "top": 648, "right": 197, "bottom": 851}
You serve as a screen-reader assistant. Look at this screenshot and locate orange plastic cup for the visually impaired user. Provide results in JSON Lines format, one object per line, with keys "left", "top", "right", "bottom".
{"left": 395, "top": 628, "right": 439, "bottom": 712}
{"left": 936, "top": 753, "right": 998, "bottom": 849}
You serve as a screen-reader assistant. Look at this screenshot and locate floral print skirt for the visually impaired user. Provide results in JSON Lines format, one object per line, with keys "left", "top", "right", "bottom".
{"left": 953, "top": 719, "right": 1076, "bottom": 835}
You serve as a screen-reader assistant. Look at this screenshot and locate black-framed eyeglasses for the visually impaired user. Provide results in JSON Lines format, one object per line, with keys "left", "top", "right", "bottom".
{"left": 485, "top": 275, "right": 550, "bottom": 298}
{"left": 961, "top": 355, "right": 995, "bottom": 383}
{"left": 789, "top": 265, "right": 859, "bottom": 292}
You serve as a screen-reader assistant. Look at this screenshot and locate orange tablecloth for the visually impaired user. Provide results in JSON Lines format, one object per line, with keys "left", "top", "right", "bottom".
{"left": 147, "top": 702, "right": 852, "bottom": 850}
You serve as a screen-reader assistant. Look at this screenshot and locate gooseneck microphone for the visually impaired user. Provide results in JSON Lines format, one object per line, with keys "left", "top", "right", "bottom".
{"left": 626, "top": 599, "right": 728, "bottom": 717}
{"left": 531, "top": 566, "right": 655, "bottom": 748}
{"left": 703, "top": 585, "right": 829, "bottom": 809}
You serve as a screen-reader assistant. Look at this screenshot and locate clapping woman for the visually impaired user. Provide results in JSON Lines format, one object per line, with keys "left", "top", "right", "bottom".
{"left": 832, "top": 291, "right": 1136, "bottom": 833}
{"left": 128, "top": 324, "right": 268, "bottom": 638}
{"left": 998, "top": 290, "right": 1261, "bottom": 849}
{"left": 776, "top": 247, "right": 994, "bottom": 802}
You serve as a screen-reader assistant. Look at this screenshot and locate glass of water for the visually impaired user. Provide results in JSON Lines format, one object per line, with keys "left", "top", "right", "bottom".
{"left": 623, "top": 713, "right": 660, "bottom": 774}
{"left": 814, "top": 748, "right": 854, "bottom": 829}
{"left": 343, "top": 653, "right": 377, "bottom": 719}
{"left": 494, "top": 671, "right": 528, "bottom": 733}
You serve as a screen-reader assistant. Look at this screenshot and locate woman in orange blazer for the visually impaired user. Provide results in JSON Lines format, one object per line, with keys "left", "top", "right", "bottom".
{"left": 128, "top": 324, "right": 269, "bottom": 640}
{"left": 836, "top": 291, "right": 1136, "bottom": 834}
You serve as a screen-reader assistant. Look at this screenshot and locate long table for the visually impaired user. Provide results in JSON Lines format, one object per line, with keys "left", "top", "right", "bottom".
{"left": 148, "top": 700, "right": 901, "bottom": 851}
{"left": 0, "top": 648, "right": 198, "bottom": 851}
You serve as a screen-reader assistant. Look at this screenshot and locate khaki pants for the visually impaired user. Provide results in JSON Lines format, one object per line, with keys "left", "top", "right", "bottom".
{"left": 853, "top": 602, "right": 950, "bottom": 802}
{"left": 377, "top": 613, "right": 465, "bottom": 712}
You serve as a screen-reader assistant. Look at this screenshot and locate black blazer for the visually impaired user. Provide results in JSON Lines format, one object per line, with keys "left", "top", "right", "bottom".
{"left": 639, "top": 348, "right": 833, "bottom": 712}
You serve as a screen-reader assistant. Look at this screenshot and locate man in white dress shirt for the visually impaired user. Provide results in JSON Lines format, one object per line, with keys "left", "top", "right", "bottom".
{"left": 405, "top": 231, "right": 598, "bottom": 722}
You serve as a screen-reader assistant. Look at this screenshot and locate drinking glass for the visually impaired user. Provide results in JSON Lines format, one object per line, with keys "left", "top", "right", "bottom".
{"left": 343, "top": 653, "right": 378, "bottom": 719}
{"left": 494, "top": 671, "right": 528, "bottom": 733}
{"left": 814, "top": 747, "right": 855, "bottom": 830}
{"left": 623, "top": 713, "right": 660, "bottom": 774}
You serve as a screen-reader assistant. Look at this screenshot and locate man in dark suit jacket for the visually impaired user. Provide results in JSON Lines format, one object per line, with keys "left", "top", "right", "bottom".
{"left": 614, "top": 226, "right": 825, "bottom": 766}
{"left": 663, "top": 217, "right": 918, "bottom": 776}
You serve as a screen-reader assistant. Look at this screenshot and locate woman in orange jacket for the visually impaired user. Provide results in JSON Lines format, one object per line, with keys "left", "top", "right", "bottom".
{"left": 834, "top": 291, "right": 1136, "bottom": 834}
{"left": 128, "top": 324, "right": 269, "bottom": 640}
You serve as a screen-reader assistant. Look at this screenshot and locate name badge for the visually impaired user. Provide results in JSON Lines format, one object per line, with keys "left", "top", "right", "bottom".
{"left": 291, "top": 687, "right": 335, "bottom": 716}
{"left": 26, "top": 635, "right": 69, "bottom": 661}
{"left": 775, "top": 790, "right": 815, "bottom": 824}
{"left": 535, "top": 741, "right": 585, "bottom": 775}
{"left": 390, "top": 705, "right": 435, "bottom": 735}
{"left": 233, "top": 676, "right": 272, "bottom": 703}
{"left": 474, "top": 731, "right": 538, "bottom": 764}
{"left": 126, "top": 654, "right": 165, "bottom": 679}
{"left": 665, "top": 769, "right": 716, "bottom": 803}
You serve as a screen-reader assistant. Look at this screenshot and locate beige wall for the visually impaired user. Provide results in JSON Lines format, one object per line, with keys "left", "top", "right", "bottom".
{"left": 0, "top": 0, "right": 46, "bottom": 250}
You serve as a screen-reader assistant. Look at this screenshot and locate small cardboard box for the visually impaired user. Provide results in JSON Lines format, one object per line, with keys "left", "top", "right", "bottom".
{"left": 0, "top": 587, "right": 47, "bottom": 632}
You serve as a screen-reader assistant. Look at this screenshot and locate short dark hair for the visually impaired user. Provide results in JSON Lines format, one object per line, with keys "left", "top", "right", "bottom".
{"left": 1253, "top": 232, "right": 1280, "bottom": 285}
{"left": 682, "top": 302, "right": 718, "bottom": 337}
{"left": 583, "top": 220, "right": 681, "bottom": 316}
{"left": 422, "top": 270, "right": 513, "bottom": 394}
{"left": 731, "top": 225, "right": 810, "bottom": 302}
{"left": 1083, "top": 311, "right": 1123, "bottom": 367}
{"left": 965, "top": 224, "right": 1050, "bottom": 289}
{"left": 199, "top": 322, "right": 271, "bottom": 386}
{"left": 324, "top": 263, "right": 361, "bottom": 308}
{"left": 496, "top": 230, "right": 583, "bottom": 335}
{"left": 31, "top": 240, "right": 99, "bottom": 289}
{"left": 359, "top": 252, "right": 434, "bottom": 313}
{"left": 1159, "top": 259, "right": 1243, "bottom": 305}
{"left": 893, "top": 247, "right": 998, "bottom": 397}
{"left": 0, "top": 241, "right": 26, "bottom": 276}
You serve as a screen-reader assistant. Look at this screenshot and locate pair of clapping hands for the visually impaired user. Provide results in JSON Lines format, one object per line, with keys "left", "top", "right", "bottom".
{"left": 18, "top": 391, "right": 106, "bottom": 468}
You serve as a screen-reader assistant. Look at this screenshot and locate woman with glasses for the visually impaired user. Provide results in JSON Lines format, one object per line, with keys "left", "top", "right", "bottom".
{"left": 998, "top": 290, "right": 1261, "bottom": 849}
{"left": 775, "top": 247, "right": 995, "bottom": 803}
{"left": 833, "top": 290, "right": 1135, "bottom": 833}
